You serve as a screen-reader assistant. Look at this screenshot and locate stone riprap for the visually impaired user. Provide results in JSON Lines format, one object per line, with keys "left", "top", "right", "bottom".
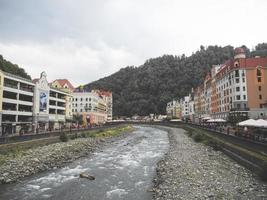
{"left": 153, "top": 127, "right": 267, "bottom": 200}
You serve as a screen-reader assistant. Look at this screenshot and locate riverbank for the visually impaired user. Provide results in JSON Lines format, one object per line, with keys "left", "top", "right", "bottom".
{"left": 0, "top": 125, "right": 133, "bottom": 184}
{"left": 153, "top": 127, "right": 267, "bottom": 200}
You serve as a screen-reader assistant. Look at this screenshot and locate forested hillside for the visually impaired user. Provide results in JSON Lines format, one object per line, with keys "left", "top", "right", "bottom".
{"left": 0, "top": 55, "right": 31, "bottom": 79}
{"left": 85, "top": 43, "right": 267, "bottom": 117}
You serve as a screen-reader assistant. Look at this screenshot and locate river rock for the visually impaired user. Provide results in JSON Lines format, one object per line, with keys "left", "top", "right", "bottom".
{"left": 79, "top": 172, "right": 95, "bottom": 180}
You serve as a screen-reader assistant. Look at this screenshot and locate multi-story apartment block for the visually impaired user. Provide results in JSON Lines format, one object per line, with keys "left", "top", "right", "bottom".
{"left": 0, "top": 71, "right": 35, "bottom": 135}
{"left": 180, "top": 95, "right": 190, "bottom": 120}
{"left": 92, "top": 90, "right": 113, "bottom": 121}
{"left": 50, "top": 79, "right": 75, "bottom": 122}
{"left": 72, "top": 91, "right": 107, "bottom": 125}
{"left": 166, "top": 100, "right": 181, "bottom": 119}
{"left": 193, "top": 47, "right": 267, "bottom": 123}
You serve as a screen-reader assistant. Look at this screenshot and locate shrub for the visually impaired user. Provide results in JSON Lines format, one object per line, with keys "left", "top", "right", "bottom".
{"left": 69, "top": 133, "right": 78, "bottom": 140}
{"left": 59, "top": 133, "right": 69, "bottom": 142}
{"left": 192, "top": 133, "right": 205, "bottom": 142}
{"left": 81, "top": 132, "right": 87, "bottom": 138}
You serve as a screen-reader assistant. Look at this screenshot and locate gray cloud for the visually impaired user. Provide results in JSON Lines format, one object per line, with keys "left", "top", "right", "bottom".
{"left": 0, "top": 0, "right": 267, "bottom": 86}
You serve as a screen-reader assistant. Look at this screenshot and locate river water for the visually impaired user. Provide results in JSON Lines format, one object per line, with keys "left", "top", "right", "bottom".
{"left": 0, "top": 126, "right": 169, "bottom": 200}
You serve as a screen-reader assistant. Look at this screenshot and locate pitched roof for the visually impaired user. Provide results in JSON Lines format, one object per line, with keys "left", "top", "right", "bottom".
{"left": 52, "top": 79, "right": 75, "bottom": 91}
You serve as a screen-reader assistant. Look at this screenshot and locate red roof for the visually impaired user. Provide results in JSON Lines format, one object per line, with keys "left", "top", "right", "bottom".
{"left": 52, "top": 79, "right": 75, "bottom": 91}
{"left": 216, "top": 57, "right": 267, "bottom": 79}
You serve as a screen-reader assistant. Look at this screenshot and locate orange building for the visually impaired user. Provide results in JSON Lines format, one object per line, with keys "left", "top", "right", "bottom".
{"left": 193, "top": 47, "right": 267, "bottom": 122}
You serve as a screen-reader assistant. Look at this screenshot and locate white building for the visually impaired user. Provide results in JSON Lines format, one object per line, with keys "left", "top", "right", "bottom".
{"left": 33, "top": 72, "right": 72, "bottom": 132}
{"left": 0, "top": 71, "right": 35, "bottom": 135}
{"left": 180, "top": 96, "right": 190, "bottom": 120}
{"left": 179, "top": 92, "right": 195, "bottom": 122}
{"left": 72, "top": 91, "right": 107, "bottom": 125}
{"left": 92, "top": 90, "right": 113, "bottom": 121}
{"left": 166, "top": 100, "right": 181, "bottom": 119}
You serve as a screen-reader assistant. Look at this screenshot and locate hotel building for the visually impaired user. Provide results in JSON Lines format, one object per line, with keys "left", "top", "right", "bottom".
{"left": 193, "top": 47, "right": 267, "bottom": 123}
{"left": 71, "top": 91, "right": 107, "bottom": 126}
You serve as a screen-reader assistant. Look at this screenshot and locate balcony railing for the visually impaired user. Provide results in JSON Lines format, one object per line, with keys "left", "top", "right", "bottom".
{"left": 20, "top": 87, "right": 34, "bottom": 93}
{"left": 230, "top": 108, "right": 250, "bottom": 112}
{"left": 4, "top": 83, "right": 18, "bottom": 89}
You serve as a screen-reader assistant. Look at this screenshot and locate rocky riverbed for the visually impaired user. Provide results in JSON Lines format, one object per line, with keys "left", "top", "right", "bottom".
{"left": 153, "top": 127, "right": 267, "bottom": 200}
{"left": 0, "top": 130, "right": 131, "bottom": 184}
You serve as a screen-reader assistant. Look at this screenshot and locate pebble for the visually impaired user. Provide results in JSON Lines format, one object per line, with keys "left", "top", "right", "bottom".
{"left": 153, "top": 127, "right": 267, "bottom": 200}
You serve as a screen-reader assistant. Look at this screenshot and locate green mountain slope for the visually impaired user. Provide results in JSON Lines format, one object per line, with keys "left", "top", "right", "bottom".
{"left": 0, "top": 55, "right": 31, "bottom": 80}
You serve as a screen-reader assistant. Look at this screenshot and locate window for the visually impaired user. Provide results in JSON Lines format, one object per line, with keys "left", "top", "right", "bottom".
{"left": 244, "top": 103, "right": 247, "bottom": 108}
{"left": 236, "top": 78, "right": 239, "bottom": 83}
{"left": 243, "top": 86, "right": 246, "bottom": 91}
{"left": 259, "top": 86, "right": 262, "bottom": 91}
{"left": 86, "top": 98, "right": 88, "bottom": 101}
{"left": 257, "top": 68, "right": 262, "bottom": 76}
{"left": 236, "top": 87, "right": 240, "bottom": 92}
{"left": 80, "top": 98, "right": 83, "bottom": 101}
{"left": 75, "top": 98, "right": 78, "bottom": 101}
{"left": 236, "top": 95, "right": 241, "bottom": 100}
{"left": 259, "top": 94, "right": 262, "bottom": 100}
{"left": 235, "top": 70, "right": 239, "bottom": 77}
{"left": 257, "top": 67, "right": 263, "bottom": 83}
{"left": 242, "top": 78, "right": 245, "bottom": 83}
{"left": 80, "top": 109, "right": 83, "bottom": 112}
{"left": 237, "top": 104, "right": 241, "bottom": 109}
{"left": 243, "top": 95, "right": 246, "bottom": 100}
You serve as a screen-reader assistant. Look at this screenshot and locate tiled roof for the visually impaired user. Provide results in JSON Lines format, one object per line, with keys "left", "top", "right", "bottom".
{"left": 53, "top": 79, "right": 75, "bottom": 91}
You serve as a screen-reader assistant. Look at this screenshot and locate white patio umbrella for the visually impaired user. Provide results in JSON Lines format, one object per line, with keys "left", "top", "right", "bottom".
{"left": 255, "top": 119, "right": 267, "bottom": 128}
{"left": 237, "top": 119, "right": 257, "bottom": 126}
{"left": 214, "top": 118, "right": 226, "bottom": 122}
{"left": 206, "top": 119, "right": 215, "bottom": 122}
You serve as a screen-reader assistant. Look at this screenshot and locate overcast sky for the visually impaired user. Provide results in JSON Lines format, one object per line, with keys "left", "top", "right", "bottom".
{"left": 0, "top": 0, "right": 266, "bottom": 86}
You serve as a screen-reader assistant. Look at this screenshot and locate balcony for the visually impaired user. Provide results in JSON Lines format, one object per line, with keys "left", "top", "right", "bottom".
{"left": 230, "top": 108, "right": 250, "bottom": 112}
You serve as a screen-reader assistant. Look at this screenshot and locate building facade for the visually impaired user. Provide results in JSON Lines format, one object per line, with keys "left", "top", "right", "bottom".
{"left": 33, "top": 72, "right": 72, "bottom": 132}
{"left": 193, "top": 48, "right": 267, "bottom": 123}
{"left": 166, "top": 100, "right": 181, "bottom": 119}
{"left": 50, "top": 79, "right": 75, "bottom": 122}
{"left": 1, "top": 71, "right": 35, "bottom": 135}
{"left": 71, "top": 91, "right": 107, "bottom": 126}
{"left": 92, "top": 90, "right": 113, "bottom": 121}
{"left": 0, "top": 71, "right": 72, "bottom": 136}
